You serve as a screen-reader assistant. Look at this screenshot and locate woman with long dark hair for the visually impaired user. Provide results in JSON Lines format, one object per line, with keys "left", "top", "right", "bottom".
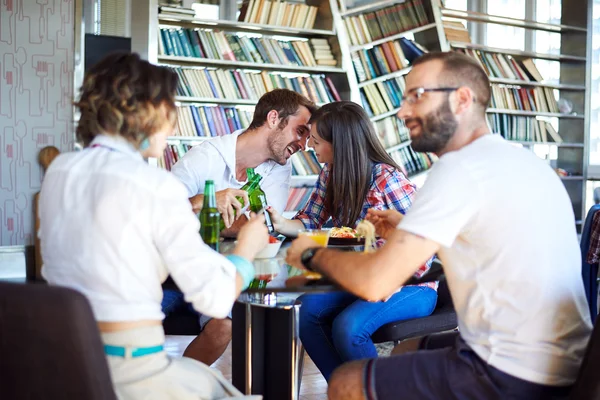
{"left": 268, "top": 101, "right": 438, "bottom": 381}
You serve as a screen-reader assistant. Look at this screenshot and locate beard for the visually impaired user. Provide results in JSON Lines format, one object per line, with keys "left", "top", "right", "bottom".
{"left": 407, "top": 99, "right": 458, "bottom": 154}
{"left": 267, "top": 128, "right": 289, "bottom": 166}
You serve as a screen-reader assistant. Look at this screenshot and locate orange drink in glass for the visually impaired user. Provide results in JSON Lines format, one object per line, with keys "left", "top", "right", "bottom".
{"left": 298, "top": 229, "right": 330, "bottom": 247}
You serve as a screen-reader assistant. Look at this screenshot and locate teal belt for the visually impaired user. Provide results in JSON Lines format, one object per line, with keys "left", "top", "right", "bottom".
{"left": 104, "top": 344, "right": 164, "bottom": 358}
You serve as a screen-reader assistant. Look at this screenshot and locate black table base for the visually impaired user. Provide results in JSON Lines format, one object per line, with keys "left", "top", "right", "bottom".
{"left": 232, "top": 298, "right": 302, "bottom": 400}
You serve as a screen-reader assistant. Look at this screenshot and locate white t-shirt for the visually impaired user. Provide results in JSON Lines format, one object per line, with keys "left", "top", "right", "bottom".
{"left": 171, "top": 129, "right": 292, "bottom": 213}
{"left": 399, "top": 134, "right": 592, "bottom": 386}
{"left": 40, "top": 135, "right": 238, "bottom": 322}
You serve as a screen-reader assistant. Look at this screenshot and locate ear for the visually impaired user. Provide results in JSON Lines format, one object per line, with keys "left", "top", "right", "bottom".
{"left": 266, "top": 110, "right": 280, "bottom": 129}
{"left": 453, "top": 86, "right": 474, "bottom": 115}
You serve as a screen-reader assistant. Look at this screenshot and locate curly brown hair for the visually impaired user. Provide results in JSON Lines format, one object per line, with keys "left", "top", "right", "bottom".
{"left": 75, "top": 52, "right": 179, "bottom": 147}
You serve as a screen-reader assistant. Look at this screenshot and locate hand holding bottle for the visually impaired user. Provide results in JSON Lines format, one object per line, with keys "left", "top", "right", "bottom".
{"left": 234, "top": 213, "right": 269, "bottom": 260}
{"left": 216, "top": 188, "right": 249, "bottom": 228}
{"left": 266, "top": 206, "right": 286, "bottom": 232}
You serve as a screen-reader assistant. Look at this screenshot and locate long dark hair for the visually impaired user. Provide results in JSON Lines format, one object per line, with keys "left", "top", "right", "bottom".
{"left": 310, "top": 101, "right": 402, "bottom": 226}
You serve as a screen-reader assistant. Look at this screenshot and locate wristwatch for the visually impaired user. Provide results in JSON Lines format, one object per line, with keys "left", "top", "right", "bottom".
{"left": 300, "top": 247, "right": 321, "bottom": 271}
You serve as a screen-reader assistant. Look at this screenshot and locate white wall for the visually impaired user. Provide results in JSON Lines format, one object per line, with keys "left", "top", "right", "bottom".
{"left": 0, "top": 0, "right": 75, "bottom": 246}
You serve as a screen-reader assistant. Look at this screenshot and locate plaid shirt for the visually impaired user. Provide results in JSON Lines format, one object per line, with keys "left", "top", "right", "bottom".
{"left": 294, "top": 163, "right": 436, "bottom": 290}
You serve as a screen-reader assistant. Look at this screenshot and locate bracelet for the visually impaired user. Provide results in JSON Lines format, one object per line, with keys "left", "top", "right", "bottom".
{"left": 226, "top": 254, "right": 256, "bottom": 290}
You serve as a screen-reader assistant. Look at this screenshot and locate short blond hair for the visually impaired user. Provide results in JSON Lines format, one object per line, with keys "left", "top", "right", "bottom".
{"left": 38, "top": 146, "right": 60, "bottom": 172}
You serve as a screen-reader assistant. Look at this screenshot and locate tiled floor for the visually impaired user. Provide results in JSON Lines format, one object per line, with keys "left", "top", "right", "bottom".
{"left": 165, "top": 336, "right": 394, "bottom": 400}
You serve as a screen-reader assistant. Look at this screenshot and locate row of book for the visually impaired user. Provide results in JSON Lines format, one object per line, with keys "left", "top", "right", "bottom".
{"left": 375, "top": 116, "right": 410, "bottom": 149}
{"left": 291, "top": 151, "right": 321, "bottom": 176}
{"left": 159, "top": 142, "right": 194, "bottom": 171}
{"left": 343, "top": 0, "right": 430, "bottom": 46}
{"left": 159, "top": 28, "right": 333, "bottom": 67}
{"left": 285, "top": 187, "right": 312, "bottom": 212}
{"left": 488, "top": 114, "right": 564, "bottom": 143}
{"left": 173, "top": 66, "right": 341, "bottom": 104}
{"left": 460, "top": 48, "right": 544, "bottom": 82}
{"left": 352, "top": 39, "right": 410, "bottom": 83}
{"left": 361, "top": 76, "right": 406, "bottom": 117}
{"left": 490, "top": 86, "right": 559, "bottom": 114}
{"left": 390, "top": 146, "right": 436, "bottom": 177}
{"left": 175, "top": 105, "right": 254, "bottom": 137}
{"left": 238, "top": 0, "right": 319, "bottom": 30}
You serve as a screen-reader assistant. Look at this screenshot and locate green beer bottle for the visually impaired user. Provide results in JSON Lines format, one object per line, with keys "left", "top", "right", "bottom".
{"left": 200, "top": 180, "right": 220, "bottom": 251}
{"left": 248, "top": 173, "right": 275, "bottom": 234}
{"left": 219, "top": 168, "right": 261, "bottom": 230}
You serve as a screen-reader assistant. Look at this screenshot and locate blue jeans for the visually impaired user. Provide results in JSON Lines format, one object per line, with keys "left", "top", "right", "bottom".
{"left": 298, "top": 286, "right": 438, "bottom": 381}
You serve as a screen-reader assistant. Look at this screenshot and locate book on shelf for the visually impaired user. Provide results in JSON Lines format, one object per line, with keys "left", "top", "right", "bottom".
{"left": 374, "top": 116, "right": 410, "bottom": 148}
{"left": 388, "top": 145, "right": 437, "bottom": 177}
{"left": 443, "top": 21, "right": 471, "bottom": 43}
{"left": 175, "top": 105, "right": 254, "bottom": 137}
{"left": 460, "top": 49, "right": 546, "bottom": 83}
{"left": 361, "top": 76, "right": 406, "bottom": 117}
{"left": 487, "top": 114, "right": 564, "bottom": 144}
{"left": 159, "top": 142, "right": 194, "bottom": 171}
{"left": 291, "top": 151, "right": 322, "bottom": 176}
{"left": 238, "top": 0, "right": 319, "bottom": 30}
{"left": 342, "top": 0, "right": 431, "bottom": 46}
{"left": 172, "top": 66, "right": 341, "bottom": 104}
{"left": 351, "top": 39, "right": 409, "bottom": 82}
{"left": 398, "top": 37, "right": 428, "bottom": 64}
{"left": 159, "top": 27, "right": 339, "bottom": 68}
{"left": 159, "top": 5, "right": 196, "bottom": 15}
{"left": 285, "top": 187, "right": 313, "bottom": 212}
{"left": 489, "top": 86, "right": 559, "bottom": 114}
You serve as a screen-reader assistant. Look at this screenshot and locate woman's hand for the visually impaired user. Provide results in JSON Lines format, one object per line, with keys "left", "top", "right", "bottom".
{"left": 366, "top": 209, "right": 403, "bottom": 240}
{"left": 234, "top": 213, "right": 268, "bottom": 260}
{"left": 285, "top": 235, "right": 320, "bottom": 270}
{"left": 266, "top": 206, "right": 286, "bottom": 232}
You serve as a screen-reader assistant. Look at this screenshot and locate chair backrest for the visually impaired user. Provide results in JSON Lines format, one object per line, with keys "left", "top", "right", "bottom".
{"left": 580, "top": 204, "right": 600, "bottom": 324}
{"left": 569, "top": 319, "right": 600, "bottom": 399}
{"left": 0, "top": 282, "right": 117, "bottom": 400}
{"left": 435, "top": 277, "right": 453, "bottom": 309}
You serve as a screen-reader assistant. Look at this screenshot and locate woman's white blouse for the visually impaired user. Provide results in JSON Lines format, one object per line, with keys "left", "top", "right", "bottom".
{"left": 39, "top": 135, "right": 237, "bottom": 322}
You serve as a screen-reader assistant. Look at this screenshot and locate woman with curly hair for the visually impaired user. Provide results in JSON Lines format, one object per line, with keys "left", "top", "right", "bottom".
{"left": 38, "top": 52, "right": 266, "bottom": 399}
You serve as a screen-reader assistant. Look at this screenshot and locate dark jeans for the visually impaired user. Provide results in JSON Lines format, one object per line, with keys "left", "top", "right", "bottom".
{"left": 364, "top": 332, "right": 573, "bottom": 400}
{"left": 299, "top": 286, "right": 438, "bottom": 381}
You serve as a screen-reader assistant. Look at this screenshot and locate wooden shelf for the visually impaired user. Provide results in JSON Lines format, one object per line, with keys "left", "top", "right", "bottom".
{"left": 175, "top": 96, "right": 259, "bottom": 105}
{"left": 488, "top": 78, "right": 585, "bottom": 91}
{"left": 167, "top": 136, "right": 210, "bottom": 142}
{"left": 385, "top": 140, "right": 412, "bottom": 153}
{"left": 560, "top": 175, "right": 584, "bottom": 181}
{"left": 158, "top": 14, "right": 337, "bottom": 38}
{"left": 450, "top": 42, "right": 586, "bottom": 63}
{"left": 486, "top": 109, "right": 584, "bottom": 119}
{"left": 357, "top": 67, "right": 411, "bottom": 88}
{"left": 340, "top": 0, "right": 406, "bottom": 17}
{"left": 370, "top": 108, "right": 401, "bottom": 122}
{"left": 350, "top": 23, "right": 436, "bottom": 52}
{"left": 441, "top": 9, "right": 587, "bottom": 34}
{"left": 158, "top": 55, "right": 346, "bottom": 74}
{"left": 509, "top": 140, "right": 584, "bottom": 148}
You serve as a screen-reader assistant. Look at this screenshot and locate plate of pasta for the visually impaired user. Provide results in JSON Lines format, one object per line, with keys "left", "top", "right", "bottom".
{"left": 328, "top": 221, "right": 376, "bottom": 250}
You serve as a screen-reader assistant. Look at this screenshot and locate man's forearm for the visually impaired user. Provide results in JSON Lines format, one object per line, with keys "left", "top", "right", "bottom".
{"left": 189, "top": 194, "right": 204, "bottom": 214}
{"left": 311, "top": 230, "right": 439, "bottom": 301}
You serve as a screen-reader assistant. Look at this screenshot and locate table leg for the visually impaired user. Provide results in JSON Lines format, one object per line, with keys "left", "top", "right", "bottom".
{"left": 232, "top": 300, "right": 302, "bottom": 400}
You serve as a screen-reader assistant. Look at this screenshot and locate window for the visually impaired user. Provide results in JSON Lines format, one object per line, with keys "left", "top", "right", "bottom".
{"left": 590, "top": 1, "right": 600, "bottom": 167}
{"left": 441, "top": 0, "right": 468, "bottom": 9}
{"left": 485, "top": 0, "right": 525, "bottom": 50}
{"left": 534, "top": 0, "right": 562, "bottom": 83}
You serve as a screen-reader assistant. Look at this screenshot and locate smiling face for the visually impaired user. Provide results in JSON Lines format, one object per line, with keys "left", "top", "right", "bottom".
{"left": 397, "top": 60, "right": 458, "bottom": 154}
{"left": 267, "top": 105, "right": 312, "bottom": 165}
{"left": 307, "top": 123, "right": 333, "bottom": 164}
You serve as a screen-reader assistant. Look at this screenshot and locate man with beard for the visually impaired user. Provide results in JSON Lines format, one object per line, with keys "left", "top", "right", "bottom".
{"left": 166, "top": 88, "right": 316, "bottom": 366}
{"left": 286, "top": 52, "right": 592, "bottom": 400}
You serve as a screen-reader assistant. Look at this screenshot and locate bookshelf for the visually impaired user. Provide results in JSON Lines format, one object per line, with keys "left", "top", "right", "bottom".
{"left": 433, "top": 0, "right": 591, "bottom": 226}
{"left": 131, "top": 0, "right": 355, "bottom": 215}
{"left": 334, "top": 0, "right": 446, "bottom": 183}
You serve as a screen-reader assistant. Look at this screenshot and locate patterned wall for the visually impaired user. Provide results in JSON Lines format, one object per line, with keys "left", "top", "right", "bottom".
{"left": 0, "top": 0, "right": 75, "bottom": 246}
